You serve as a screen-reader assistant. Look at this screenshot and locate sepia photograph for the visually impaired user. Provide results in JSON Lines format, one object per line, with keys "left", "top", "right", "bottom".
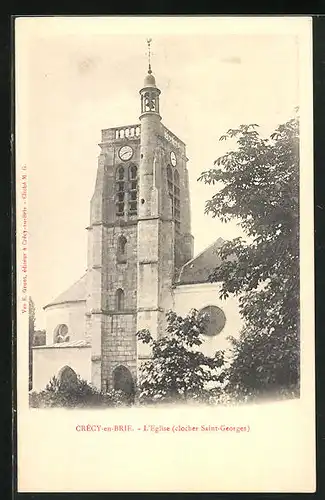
{"left": 15, "top": 16, "right": 314, "bottom": 492}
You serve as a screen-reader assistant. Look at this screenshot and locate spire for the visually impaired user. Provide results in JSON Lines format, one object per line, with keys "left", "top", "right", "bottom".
{"left": 147, "top": 38, "right": 152, "bottom": 74}
{"left": 143, "top": 38, "right": 157, "bottom": 88}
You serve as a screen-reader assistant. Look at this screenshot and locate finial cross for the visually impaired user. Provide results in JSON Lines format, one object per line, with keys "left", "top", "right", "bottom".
{"left": 146, "top": 38, "right": 153, "bottom": 74}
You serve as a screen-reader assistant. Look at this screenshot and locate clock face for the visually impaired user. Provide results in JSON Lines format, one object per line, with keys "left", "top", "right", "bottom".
{"left": 170, "top": 151, "right": 177, "bottom": 167}
{"left": 119, "top": 145, "right": 133, "bottom": 161}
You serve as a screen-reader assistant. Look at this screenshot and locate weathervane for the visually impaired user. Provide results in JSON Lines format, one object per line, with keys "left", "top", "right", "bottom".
{"left": 146, "top": 38, "right": 152, "bottom": 74}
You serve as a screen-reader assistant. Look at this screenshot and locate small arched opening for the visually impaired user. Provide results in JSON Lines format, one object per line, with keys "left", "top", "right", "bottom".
{"left": 113, "top": 365, "right": 135, "bottom": 401}
{"left": 117, "top": 235, "right": 127, "bottom": 262}
{"left": 116, "top": 288, "right": 125, "bottom": 311}
{"left": 57, "top": 365, "right": 79, "bottom": 390}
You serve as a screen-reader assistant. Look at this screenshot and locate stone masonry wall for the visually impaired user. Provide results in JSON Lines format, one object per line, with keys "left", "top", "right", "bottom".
{"left": 101, "top": 314, "right": 137, "bottom": 389}
{"left": 101, "top": 223, "right": 138, "bottom": 390}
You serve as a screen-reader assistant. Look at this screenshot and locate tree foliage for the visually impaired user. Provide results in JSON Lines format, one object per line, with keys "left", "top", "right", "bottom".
{"left": 33, "top": 329, "right": 46, "bottom": 346}
{"left": 198, "top": 114, "right": 300, "bottom": 398}
{"left": 136, "top": 310, "right": 225, "bottom": 404}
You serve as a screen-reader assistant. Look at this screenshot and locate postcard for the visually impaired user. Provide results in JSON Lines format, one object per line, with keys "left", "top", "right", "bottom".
{"left": 15, "top": 16, "right": 315, "bottom": 493}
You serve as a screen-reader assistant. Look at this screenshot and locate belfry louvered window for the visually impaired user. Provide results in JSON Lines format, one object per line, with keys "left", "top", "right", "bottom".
{"left": 167, "top": 165, "right": 181, "bottom": 230}
{"left": 115, "top": 164, "right": 138, "bottom": 217}
{"left": 128, "top": 165, "right": 138, "bottom": 215}
{"left": 116, "top": 166, "right": 125, "bottom": 216}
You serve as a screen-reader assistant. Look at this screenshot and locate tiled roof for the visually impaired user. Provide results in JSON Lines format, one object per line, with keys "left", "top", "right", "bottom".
{"left": 176, "top": 237, "right": 225, "bottom": 285}
{"left": 44, "top": 274, "right": 88, "bottom": 309}
{"left": 33, "top": 339, "right": 91, "bottom": 349}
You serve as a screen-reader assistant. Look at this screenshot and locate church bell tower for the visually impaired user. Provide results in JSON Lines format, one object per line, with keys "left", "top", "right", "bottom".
{"left": 86, "top": 40, "right": 194, "bottom": 392}
{"left": 136, "top": 44, "right": 173, "bottom": 364}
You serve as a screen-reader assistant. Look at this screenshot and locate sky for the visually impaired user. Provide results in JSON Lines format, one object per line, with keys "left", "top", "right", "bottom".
{"left": 16, "top": 17, "right": 303, "bottom": 328}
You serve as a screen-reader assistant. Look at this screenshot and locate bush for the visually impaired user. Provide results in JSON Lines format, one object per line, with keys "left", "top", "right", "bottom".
{"left": 29, "top": 375, "right": 130, "bottom": 409}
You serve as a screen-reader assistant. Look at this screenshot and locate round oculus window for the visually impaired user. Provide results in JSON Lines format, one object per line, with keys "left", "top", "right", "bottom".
{"left": 198, "top": 305, "right": 226, "bottom": 336}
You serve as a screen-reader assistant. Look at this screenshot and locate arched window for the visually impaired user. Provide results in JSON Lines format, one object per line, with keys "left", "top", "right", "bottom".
{"left": 117, "top": 235, "right": 127, "bottom": 262}
{"left": 198, "top": 306, "right": 226, "bottom": 336}
{"left": 116, "top": 288, "right": 125, "bottom": 311}
{"left": 54, "top": 324, "right": 70, "bottom": 344}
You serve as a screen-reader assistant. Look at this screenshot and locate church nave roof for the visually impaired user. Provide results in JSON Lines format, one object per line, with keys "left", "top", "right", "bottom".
{"left": 44, "top": 273, "right": 88, "bottom": 309}
{"left": 176, "top": 237, "right": 226, "bottom": 286}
